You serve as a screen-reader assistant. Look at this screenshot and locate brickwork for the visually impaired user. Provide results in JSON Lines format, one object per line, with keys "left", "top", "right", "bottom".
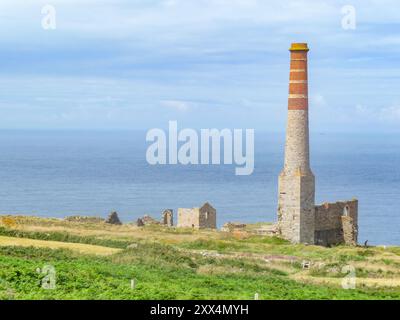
{"left": 278, "top": 43, "right": 315, "bottom": 244}
{"left": 277, "top": 43, "right": 358, "bottom": 247}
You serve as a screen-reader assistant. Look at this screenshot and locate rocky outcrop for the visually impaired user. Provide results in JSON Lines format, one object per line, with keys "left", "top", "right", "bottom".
{"left": 141, "top": 215, "right": 160, "bottom": 225}
{"left": 64, "top": 216, "right": 104, "bottom": 223}
{"left": 221, "top": 222, "right": 247, "bottom": 232}
{"left": 105, "top": 211, "right": 122, "bottom": 225}
{"left": 136, "top": 215, "right": 160, "bottom": 227}
{"left": 136, "top": 218, "right": 144, "bottom": 227}
{"left": 252, "top": 224, "right": 279, "bottom": 236}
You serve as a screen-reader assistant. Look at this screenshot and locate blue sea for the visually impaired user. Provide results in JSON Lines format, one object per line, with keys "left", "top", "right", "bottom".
{"left": 0, "top": 130, "right": 399, "bottom": 245}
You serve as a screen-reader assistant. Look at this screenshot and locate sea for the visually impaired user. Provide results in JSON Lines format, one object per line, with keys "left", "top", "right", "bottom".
{"left": 0, "top": 129, "right": 398, "bottom": 245}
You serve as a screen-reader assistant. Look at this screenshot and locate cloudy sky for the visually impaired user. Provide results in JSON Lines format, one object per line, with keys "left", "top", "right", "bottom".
{"left": 0, "top": 0, "right": 399, "bottom": 132}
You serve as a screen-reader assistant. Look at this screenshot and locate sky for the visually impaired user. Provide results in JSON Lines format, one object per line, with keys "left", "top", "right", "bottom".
{"left": 0, "top": 0, "right": 399, "bottom": 132}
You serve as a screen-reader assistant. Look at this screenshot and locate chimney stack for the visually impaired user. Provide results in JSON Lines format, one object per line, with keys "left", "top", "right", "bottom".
{"left": 277, "top": 43, "right": 315, "bottom": 244}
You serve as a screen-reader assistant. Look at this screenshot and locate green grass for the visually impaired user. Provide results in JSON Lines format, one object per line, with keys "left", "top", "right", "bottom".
{"left": 1, "top": 245, "right": 400, "bottom": 300}
{"left": 1, "top": 216, "right": 400, "bottom": 300}
{"left": 0, "top": 227, "right": 131, "bottom": 249}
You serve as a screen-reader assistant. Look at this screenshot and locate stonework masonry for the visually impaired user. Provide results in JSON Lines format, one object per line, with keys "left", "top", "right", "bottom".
{"left": 277, "top": 43, "right": 358, "bottom": 246}
{"left": 162, "top": 209, "right": 173, "bottom": 227}
{"left": 177, "top": 202, "right": 216, "bottom": 229}
{"left": 314, "top": 200, "right": 358, "bottom": 246}
{"left": 278, "top": 43, "right": 315, "bottom": 244}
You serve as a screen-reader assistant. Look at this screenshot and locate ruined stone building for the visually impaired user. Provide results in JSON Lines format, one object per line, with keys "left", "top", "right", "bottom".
{"left": 277, "top": 43, "right": 358, "bottom": 246}
{"left": 177, "top": 202, "right": 216, "bottom": 229}
{"left": 162, "top": 209, "right": 174, "bottom": 227}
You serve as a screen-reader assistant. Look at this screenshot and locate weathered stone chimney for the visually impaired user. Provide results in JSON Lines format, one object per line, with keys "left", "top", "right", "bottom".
{"left": 277, "top": 43, "right": 315, "bottom": 244}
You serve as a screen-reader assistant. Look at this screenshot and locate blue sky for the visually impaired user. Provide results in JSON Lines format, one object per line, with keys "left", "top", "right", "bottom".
{"left": 0, "top": 0, "right": 399, "bottom": 132}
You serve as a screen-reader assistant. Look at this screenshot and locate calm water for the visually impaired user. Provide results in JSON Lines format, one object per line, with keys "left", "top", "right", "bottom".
{"left": 0, "top": 130, "right": 399, "bottom": 245}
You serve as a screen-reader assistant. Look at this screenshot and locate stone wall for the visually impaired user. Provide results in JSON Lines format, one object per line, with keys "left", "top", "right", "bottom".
{"left": 177, "top": 208, "right": 199, "bottom": 228}
{"left": 177, "top": 203, "right": 216, "bottom": 229}
{"left": 342, "top": 215, "right": 357, "bottom": 246}
{"left": 278, "top": 169, "right": 315, "bottom": 244}
{"left": 162, "top": 209, "right": 173, "bottom": 227}
{"left": 314, "top": 200, "right": 358, "bottom": 246}
{"left": 199, "top": 203, "right": 217, "bottom": 229}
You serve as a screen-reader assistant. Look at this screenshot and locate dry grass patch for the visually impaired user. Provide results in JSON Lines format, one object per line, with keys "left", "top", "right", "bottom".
{"left": 291, "top": 272, "right": 400, "bottom": 288}
{"left": 352, "top": 261, "right": 400, "bottom": 274}
{"left": 0, "top": 236, "right": 121, "bottom": 256}
{"left": 196, "top": 265, "right": 244, "bottom": 275}
{"left": 0, "top": 215, "right": 222, "bottom": 245}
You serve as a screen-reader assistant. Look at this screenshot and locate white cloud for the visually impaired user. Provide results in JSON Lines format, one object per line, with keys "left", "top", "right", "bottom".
{"left": 0, "top": 1, "right": 399, "bottom": 131}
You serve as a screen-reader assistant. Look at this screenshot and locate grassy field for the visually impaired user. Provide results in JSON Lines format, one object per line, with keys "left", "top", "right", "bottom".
{"left": 0, "top": 215, "right": 400, "bottom": 300}
{"left": 0, "top": 236, "right": 121, "bottom": 256}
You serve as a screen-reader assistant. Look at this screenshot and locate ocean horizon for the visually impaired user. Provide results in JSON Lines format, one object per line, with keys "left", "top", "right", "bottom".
{"left": 0, "top": 129, "right": 399, "bottom": 246}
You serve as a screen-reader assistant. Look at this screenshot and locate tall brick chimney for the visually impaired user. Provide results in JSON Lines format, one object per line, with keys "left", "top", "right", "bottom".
{"left": 277, "top": 43, "right": 315, "bottom": 244}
